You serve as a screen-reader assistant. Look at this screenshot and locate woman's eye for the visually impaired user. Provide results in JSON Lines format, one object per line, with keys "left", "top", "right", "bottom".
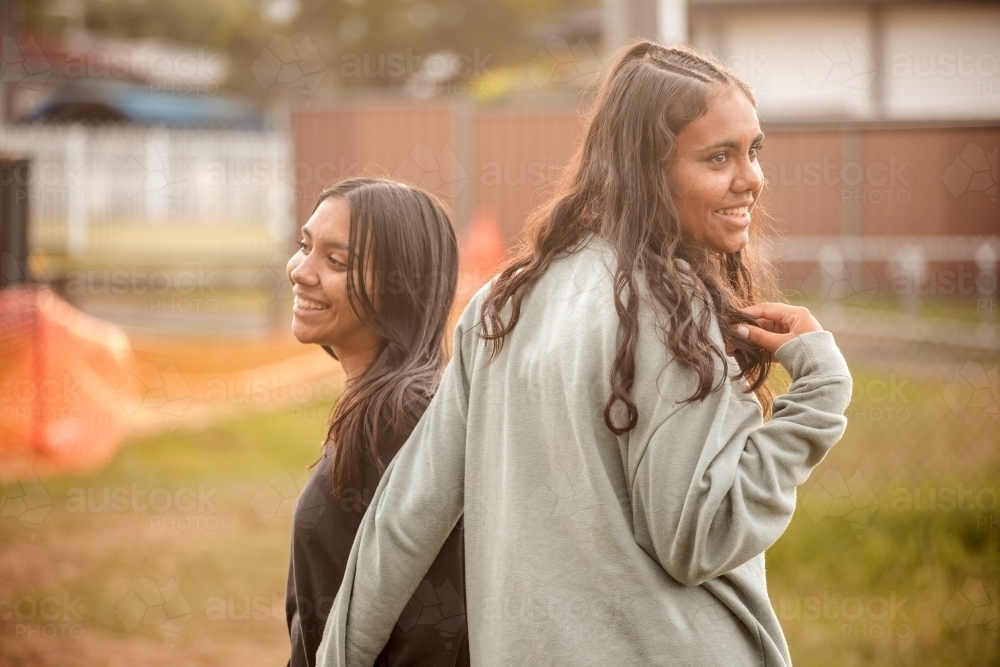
{"left": 328, "top": 256, "right": 346, "bottom": 268}
{"left": 750, "top": 145, "right": 762, "bottom": 159}
{"left": 711, "top": 153, "right": 728, "bottom": 165}
{"left": 297, "top": 240, "right": 309, "bottom": 252}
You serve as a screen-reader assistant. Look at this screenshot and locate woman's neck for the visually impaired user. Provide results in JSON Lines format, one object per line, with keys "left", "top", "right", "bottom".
{"left": 337, "top": 344, "right": 380, "bottom": 382}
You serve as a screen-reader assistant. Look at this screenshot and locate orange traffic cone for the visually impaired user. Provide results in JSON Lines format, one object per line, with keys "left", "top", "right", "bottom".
{"left": 453, "top": 205, "right": 507, "bottom": 328}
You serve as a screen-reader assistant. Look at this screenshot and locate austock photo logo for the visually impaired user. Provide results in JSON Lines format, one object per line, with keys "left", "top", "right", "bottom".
{"left": 62, "top": 264, "right": 222, "bottom": 315}
{"left": 394, "top": 144, "right": 469, "bottom": 203}
{"left": 943, "top": 361, "right": 997, "bottom": 421}
{"left": 116, "top": 578, "right": 192, "bottom": 648}
{"left": 336, "top": 47, "right": 492, "bottom": 95}
{"left": 2, "top": 591, "right": 85, "bottom": 640}
{"left": 799, "top": 247, "right": 879, "bottom": 310}
{"left": 1, "top": 373, "right": 87, "bottom": 425}
{"left": 477, "top": 588, "right": 627, "bottom": 641}
{"left": 0, "top": 35, "right": 52, "bottom": 90}
{"left": 802, "top": 469, "right": 879, "bottom": 539}
{"left": 63, "top": 46, "right": 224, "bottom": 94}
{"left": 846, "top": 375, "right": 912, "bottom": 423}
{"left": 63, "top": 481, "right": 220, "bottom": 531}
{"left": 397, "top": 579, "right": 466, "bottom": 648}
{"left": 541, "top": 468, "right": 602, "bottom": 528}
{"left": 251, "top": 35, "right": 327, "bottom": 93}
{"left": 480, "top": 156, "right": 564, "bottom": 188}
{"left": 251, "top": 252, "right": 294, "bottom": 307}
{"left": 250, "top": 469, "right": 309, "bottom": 524}
{"left": 251, "top": 469, "right": 378, "bottom": 527}
{"left": 368, "top": 49, "right": 495, "bottom": 97}
{"left": 727, "top": 48, "right": 770, "bottom": 95}
{"left": 942, "top": 577, "right": 997, "bottom": 638}
{"left": 802, "top": 34, "right": 877, "bottom": 93}
{"left": 527, "top": 35, "right": 601, "bottom": 91}
{"left": 115, "top": 137, "right": 194, "bottom": 215}
{"left": 889, "top": 483, "right": 998, "bottom": 532}
{"left": 891, "top": 48, "right": 999, "bottom": 85}
{"left": 943, "top": 143, "right": 998, "bottom": 203}
{"left": 0, "top": 469, "right": 52, "bottom": 536}
{"left": 0, "top": 252, "right": 32, "bottom": 290}
{"left": 116, "top": 360, "right": 194, "bottom": 422}
{"left": 760, "top": 155, "right": 912, "bottom": 205}
{"left": 775, "top": 589, "right": 912, "bottom": 642}
{"left": 204, "top": 592, "right": 284, "bottom": 623}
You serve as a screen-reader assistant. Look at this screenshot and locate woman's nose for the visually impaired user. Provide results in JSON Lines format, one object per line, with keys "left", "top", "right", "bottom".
{"left": 287, "top": 252, "right": 316, "bottom": 286}
{"left": 736, "top": 158, "right": 763, "bottom": 194}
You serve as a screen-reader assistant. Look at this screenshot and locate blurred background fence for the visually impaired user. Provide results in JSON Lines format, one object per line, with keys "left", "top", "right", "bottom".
{"left": 0, "top": 124, "right": 290, "bottom": 262}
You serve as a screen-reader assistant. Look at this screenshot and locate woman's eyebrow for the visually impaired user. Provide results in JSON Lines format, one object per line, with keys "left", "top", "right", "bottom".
{"left": 300, "top": 226, "right": 350, "bottom": 251}
{"left": 698, "top": 133, "right": 766, "bottom": 152}
{"left": 317, "top": 238, "right": 351, "bottom": 252}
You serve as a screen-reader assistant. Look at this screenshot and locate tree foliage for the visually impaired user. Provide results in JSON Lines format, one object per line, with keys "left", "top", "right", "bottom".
{"left": 22, "top": 0, "right": 594, "bottom": 100}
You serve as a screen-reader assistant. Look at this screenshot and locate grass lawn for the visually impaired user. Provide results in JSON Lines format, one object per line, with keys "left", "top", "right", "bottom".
{"left": 0, "top": 405, "right": 328, "bottom": 667}
{"left": 1, "top": 355, "right": 997, "bottom": 666}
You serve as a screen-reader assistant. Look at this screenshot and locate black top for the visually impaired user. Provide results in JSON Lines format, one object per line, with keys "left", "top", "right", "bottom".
{"left": 286, "top": 445, "right": 470, "bottom": 667}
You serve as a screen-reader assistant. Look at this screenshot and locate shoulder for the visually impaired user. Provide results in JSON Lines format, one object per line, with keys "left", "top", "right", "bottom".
{"left": 540, "top": 233, "right": 619, "bottom": 304}
{"left": 460, "top": 233, "right": 619, "bottom": 329}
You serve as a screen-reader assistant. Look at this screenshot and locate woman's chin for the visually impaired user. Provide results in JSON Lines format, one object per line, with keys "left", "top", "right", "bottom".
{"left": 714, "top": 233, "right": 749, "bottom": 254}
{"left": 291, "top": 322, "right": 322, "bottom": 345}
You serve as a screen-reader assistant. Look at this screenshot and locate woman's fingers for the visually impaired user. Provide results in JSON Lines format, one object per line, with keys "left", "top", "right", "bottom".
{"left": 741, "top": 303, "right": 822, "bottom": 335}
{"left": 754, "top": 317, "right": 778, "bottom": 332}
{"left": 736, "top": 323, "right": 794, "bottom": 353}
{"left": 737, "top": 302, "right": 824, "bottom": 353}
{"left": 759, "top": 317, "right": 794, "bottom": 334}
{"left": 741, "top": 302, "right": 793, "bottom": 323}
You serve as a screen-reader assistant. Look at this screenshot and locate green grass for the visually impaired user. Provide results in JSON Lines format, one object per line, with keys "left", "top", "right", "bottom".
{"left": 0, "top": 406, "right": 328, "bottom": 667}
{"left": 0, "top": 358, "right": 997, "bottom": 666}
{"left": 783, "top": 291, "right": 999, "bottom": 325}
{"left": 770, "top": 499, "right": 999, "bottom": 667}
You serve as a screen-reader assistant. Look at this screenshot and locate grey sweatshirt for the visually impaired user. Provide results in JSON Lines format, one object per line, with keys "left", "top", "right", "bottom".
{"left": 317, "top": 232, "right": 853, "bottom": 667}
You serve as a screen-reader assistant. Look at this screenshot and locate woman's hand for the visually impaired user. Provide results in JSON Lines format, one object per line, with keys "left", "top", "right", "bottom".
{"left": 736, "top": 302, "right": 823, "bottom": 354}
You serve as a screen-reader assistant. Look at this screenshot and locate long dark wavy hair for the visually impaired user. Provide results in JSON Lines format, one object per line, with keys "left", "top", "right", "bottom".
{"left": 480, "top": 39, "right": 779, "bottom": 434}
{"left": 312, "top": 177, "right": 459, "bottom": 499}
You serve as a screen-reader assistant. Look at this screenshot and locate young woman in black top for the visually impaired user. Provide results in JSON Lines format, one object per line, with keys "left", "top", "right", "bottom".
{"left": 284, "top": 177, "right": 469, "bottom": 667}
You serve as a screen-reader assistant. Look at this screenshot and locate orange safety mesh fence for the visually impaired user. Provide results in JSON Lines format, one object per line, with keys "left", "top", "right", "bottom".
{"left": 119, "top": 332, "right": 345, "bottom": 440}
{"left": 0, "top": 285, "right": 134, "bottom": 476}
{"left": 1, "top": 213, "right": 505, "bottom": 477}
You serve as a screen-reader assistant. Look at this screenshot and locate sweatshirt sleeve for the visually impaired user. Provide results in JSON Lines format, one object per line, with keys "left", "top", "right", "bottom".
{"left": 628, "top": 304, "right": 853, "bottom": 587}
{"left": 315, "top": 285, "right": 483, "bottom": 667}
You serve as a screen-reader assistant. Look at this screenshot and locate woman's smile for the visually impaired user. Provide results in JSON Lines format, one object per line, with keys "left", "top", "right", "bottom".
{"left": 714, "top": 202, "right": 753, "bottom": 228}
{"left": 293, "top": 293, "right": 332, "bottom": 315}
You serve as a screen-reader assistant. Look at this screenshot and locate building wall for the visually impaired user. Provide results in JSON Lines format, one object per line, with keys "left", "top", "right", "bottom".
{"left": 761, "top": 124, "right": 999, "bottom": 237}
{"left": 690, "top": 2, "right": 1000, "bottom": 122}
{"left": 474, "top": 109, "right": 585, "bottom": 240}
{"left": 291, "top": 101, "right": 457, "bottom": 228}
{"left": 292, "top": 100, "right": 997, "bottom": 243}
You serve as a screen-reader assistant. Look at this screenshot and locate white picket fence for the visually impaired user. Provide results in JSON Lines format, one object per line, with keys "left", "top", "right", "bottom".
{"left": 0, "top": 124, "right": 293, "bottom": 260}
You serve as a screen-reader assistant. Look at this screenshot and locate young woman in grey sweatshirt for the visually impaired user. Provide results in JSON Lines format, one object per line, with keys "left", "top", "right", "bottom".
{"left": 317, "top": 41, "right": 853, "bottom": 667}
